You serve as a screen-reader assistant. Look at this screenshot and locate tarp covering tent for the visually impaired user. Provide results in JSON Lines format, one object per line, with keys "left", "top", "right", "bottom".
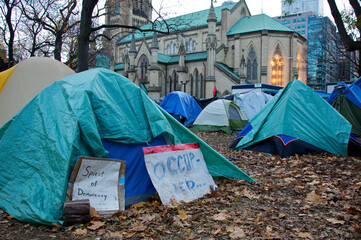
{"left": 192, "top": 99, "right": 248, "bottom": 134}
{"left": 193, "top": 96, "right": 218, "bottom": 109}
{"left": 159, "top": 91, "right": 202, "bottom": 127}
{"left": 231, "top": 80, "right": 352, "bottom": 156}
{"left": 327, "top": 78, "right": 361, "bottom": 135}
{"left": 0, "top": 68, "right": 253, "bottom": 225}
{"left": 234, "top": 89, "right": 273, "bottom": 120}
{"left": 0, "top": 57, "right": 75, "bottom": 126}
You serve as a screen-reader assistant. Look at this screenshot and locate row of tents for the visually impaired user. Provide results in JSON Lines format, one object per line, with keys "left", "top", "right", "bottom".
{"left": 159, "top": 89, "right": 273, "bottom": 134}
{"left": 159, "top": 79, "right": 361, "bottom": 158}
{"left": 0, "top": 57, "right": 360, "bottom": 226}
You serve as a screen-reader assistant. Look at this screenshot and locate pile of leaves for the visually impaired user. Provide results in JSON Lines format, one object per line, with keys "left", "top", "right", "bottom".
{"left": 0, "top": 131, "right": 360, "bottom": 239}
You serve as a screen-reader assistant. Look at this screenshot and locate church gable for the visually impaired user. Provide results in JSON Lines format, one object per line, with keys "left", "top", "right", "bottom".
{"left": 135, "top": 39, "right": 151, "bottom": 64}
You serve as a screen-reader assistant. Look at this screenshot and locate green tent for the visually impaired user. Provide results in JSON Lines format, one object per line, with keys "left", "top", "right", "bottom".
{"left": 0, "top": 69, "right": 253, "bottom": 225}
{"left": 235, "top": 80, "right": 351, "bottom": 155}
{"left": 192, "top": 99, "right": 248, "bottom": 134}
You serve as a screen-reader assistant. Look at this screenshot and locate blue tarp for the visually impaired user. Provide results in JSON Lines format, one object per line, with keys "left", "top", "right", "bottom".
{"left": 327, "top": 77, "right": 361, "bottom": 109}
{"left": 160, "top": 91, "right": 202, "bottom": 127}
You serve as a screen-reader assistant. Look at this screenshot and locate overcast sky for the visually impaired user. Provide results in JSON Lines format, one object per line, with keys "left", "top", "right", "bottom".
{"left": 151, "top": 0, "right": 350, "bottom": 21}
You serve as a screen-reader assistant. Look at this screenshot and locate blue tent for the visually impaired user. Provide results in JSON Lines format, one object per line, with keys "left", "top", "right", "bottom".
{"left": 327, "top": 78, "right": 361, "bottom": 135}
{"left": 160, "top": 91, "right": 202, "bottom": 127}
{"left": 0, "top": 69, "right": 253, "bottom": 225}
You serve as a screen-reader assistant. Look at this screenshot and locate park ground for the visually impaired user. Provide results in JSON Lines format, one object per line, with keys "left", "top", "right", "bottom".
{"left": 0, "top": 131, "right": 360, "bottom": 239}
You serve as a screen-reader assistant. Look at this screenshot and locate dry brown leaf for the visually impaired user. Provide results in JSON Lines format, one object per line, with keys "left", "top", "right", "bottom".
{"left": 131, "top": 222, "right": 147, "bottom": 232}
{"left": 227, "top": 226, "right": 246, "bottom": 239}
{"left": 171, "top": 199, "right": 179, "bottom": 207}
{"left": 177, "top": 209, "right": 188, "bottom": 221}
{"left": 211, "top": 212, "right": 227, "bottom": 221}
{"left": 124, "top": 232, "right": 136, "bottom": 238}
{"left": 298, "top": 232, "right": 312, "bottom": 238}
{"left": 87, "top": 221, "right": 105, "bottom": 231}
{"left": 90, "top": 207, "right": 100, "bottom": 219}
{"left": 131, "top": 201, "right": 147, "bottom": 209}
{"left": 73, "top": 228, "right": 87, "bottom": 235}
{"left": 326, "top": 218, "right": 345, "bottom": 225}
{"left": 109, "top": 231, "right": 123, "bottom": 238}
{"left": 212, "top": 227, "right": 222, "bottom": 235}
{"left": 306, "top": 191, "right": 326, "bottom": 203}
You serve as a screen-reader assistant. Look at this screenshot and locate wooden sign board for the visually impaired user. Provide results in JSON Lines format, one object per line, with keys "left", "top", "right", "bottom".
{"left": 143, "top": 143, "right": 216, "bottom": 205}
{"left": 67, "top": 157, "right": 126, "bottom": 217}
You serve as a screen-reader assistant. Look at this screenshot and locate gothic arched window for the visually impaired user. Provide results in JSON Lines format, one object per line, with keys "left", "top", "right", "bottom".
{"left": 271, "top": 45, "right": 284, "bottom": 86}
{"left": 139, "top": 55, "right": 149, "bottom": 81}
{"left": 246, "top": 47, "right": 257, "bottom": 81}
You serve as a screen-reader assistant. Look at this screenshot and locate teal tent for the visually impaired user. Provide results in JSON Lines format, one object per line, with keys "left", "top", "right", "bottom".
{"left": 235, "top": 80, "right": 351, "bottom": 156}
{"left": 0, "top": 69, "right": 253, "bottom": 225}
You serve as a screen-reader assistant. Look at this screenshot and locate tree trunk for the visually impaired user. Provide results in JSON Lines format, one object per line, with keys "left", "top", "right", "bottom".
{"left": 5, "top": 1, "right": 15, "bottom": 67}
{"left": 54, "top": 33, "right": 63, "bottom": 61}
{"left": 77, "top": 0, "right": 98, "bottom": 72}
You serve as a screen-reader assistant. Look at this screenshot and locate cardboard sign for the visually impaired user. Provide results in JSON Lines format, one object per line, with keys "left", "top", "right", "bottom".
{"left": 67, "top": 157, "right": 126, "bottom": 216}
{"left": 143, "top": 143, "right": 216, "bottom": 205}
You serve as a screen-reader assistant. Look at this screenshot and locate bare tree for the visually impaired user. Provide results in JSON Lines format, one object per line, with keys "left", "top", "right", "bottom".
{"left": 18, "top": 9, "right": 52, "bottom": 57}
{"left": 0, "top": 0, "right": 22, "bottom": 67}
{"left": 327, "top": 0, "right": 361, "bottom": 75}
{"left": 21, "top": 0, "right": 79, "bottom": 61}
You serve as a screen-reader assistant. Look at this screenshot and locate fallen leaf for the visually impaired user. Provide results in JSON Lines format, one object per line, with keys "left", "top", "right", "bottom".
{"left": 185, "top": 228, "right": 192, "bottom": 233}
{"left": 132, "top": 201, "right": 147, "bottom": 209}
{"left": 177, "top": 209, "right": 188, "bottom": 221}
{"left": 130, "top": 222, "right": 147, "bottom": 232}
{"left": 73, "top": 228, "right": 87, "bottom": 235}
{"left": 87, "top": 221, "right": 105, "bottom": 231}
{"left": 171, "top": 199, "right": 179, "bottom": 207}
{"left": 227, "top": 226, "right": 246, "bottom": 239}
{"left": 326, "top": 218, "right": 345, "bottom": 225}
{"left": 212, "top": 227, "right": 222, "bottom": 235}
{"left": 124, "top": 232, "right": 136, "bottom": 238}
{"left": 211, "top": 212, "right": 227, "bottom": 221}
{"left": 109, "top": 231, "right": 123, "bottom": 238}
{"left": 298, "top": 232, "right": 312, "bottom": 238}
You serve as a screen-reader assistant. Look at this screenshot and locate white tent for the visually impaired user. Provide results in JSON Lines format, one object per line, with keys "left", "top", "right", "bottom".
{"left": 0, "top": 57, "right": 75, "bottom": 126}
{"left": 234, "top": 89, "right": 273, "bottom": 120}
{"left": 192, "top": 99, "right": 248, "bottom": 134}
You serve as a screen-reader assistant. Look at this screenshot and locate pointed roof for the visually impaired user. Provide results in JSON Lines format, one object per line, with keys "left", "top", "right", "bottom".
{"left": 150, "top": 32, "right": 159, "bottom": 49}
{"left": 207, "top": 1, "right": 217, "bottom": 23}
{"left": 129, "top": 34, "right": 137, "bottom": 53}
{"left": 227, "top": 14, "right": 295, "bottom": 36}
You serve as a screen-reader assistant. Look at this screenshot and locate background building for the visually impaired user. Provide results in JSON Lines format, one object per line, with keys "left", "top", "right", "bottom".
{"left": 282, "top": 0, "right": 324, "bottom": 16}
{"left": 275, "top": 0, "right": 357, "bottom": 90}
{"left": 112, "top": 0, "right": 307, "bottom": 99}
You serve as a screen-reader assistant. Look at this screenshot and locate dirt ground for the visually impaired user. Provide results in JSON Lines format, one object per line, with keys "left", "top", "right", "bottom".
{"left": 0, "top": 131, "right": 360, "bottom": 239}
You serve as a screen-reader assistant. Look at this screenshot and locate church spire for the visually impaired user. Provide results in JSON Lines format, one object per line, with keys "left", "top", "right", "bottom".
{"left": 207, "top": 0, "right": 217, "bottom": 23}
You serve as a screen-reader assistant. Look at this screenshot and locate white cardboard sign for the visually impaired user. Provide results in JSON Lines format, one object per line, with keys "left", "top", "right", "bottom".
{"left": 143, "top": 143, "right": 216, "bottom": 205}
{"left": 69, "top": 157, "right": 126, "bottom": 214}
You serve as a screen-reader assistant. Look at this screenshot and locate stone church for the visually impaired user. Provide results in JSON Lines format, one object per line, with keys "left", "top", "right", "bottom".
{"left": 107, "top": 0, "right": 307, "bottom": 99}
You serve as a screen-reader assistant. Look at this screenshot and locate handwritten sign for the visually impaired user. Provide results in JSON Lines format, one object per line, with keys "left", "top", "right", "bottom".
{"left": 143, "top": 143, "right": 216, "bottom": 205}
{"left": 67, "top": 157, "right": 126, "bottom": 216}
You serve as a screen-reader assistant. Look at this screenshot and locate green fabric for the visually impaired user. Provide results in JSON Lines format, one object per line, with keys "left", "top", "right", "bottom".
{"left": 235, "top": 80, "right": 351, "bottom": 155}
{"left": 0, "top": 68, "right": 254, "bottom": 226}
{"left": 229, "top": 119, "right": 248, "bottom": 131}
{"left": 331, "top": 94, "right": 361, "bottom": 135}
{"left": 192, "top": 125, "right": 231, "bottom": 135}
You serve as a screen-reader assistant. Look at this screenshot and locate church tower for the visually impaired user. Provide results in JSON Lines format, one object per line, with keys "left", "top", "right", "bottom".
{"left": 103, "top": 0, "right": 152, "bottom": 59}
